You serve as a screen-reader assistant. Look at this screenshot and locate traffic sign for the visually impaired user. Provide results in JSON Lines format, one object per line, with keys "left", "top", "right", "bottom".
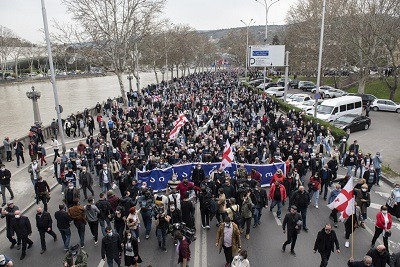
{"left": 249, "top": 45, "right": 285, "bottom": 67}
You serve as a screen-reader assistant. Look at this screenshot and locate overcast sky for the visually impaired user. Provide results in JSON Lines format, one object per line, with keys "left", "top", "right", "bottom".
{"left": 0, "top": 0, "right": 297, "bottom": 43}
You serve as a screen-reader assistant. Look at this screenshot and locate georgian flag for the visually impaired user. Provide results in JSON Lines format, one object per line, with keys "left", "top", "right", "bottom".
{"left": 220, "top": 140, "right": 234, "bottom": 170}
{"left": 327, "top": 177, "right": 355, "bottom": 221}
{"left": 169, "top": 114, "right": 188, "bottom": 140}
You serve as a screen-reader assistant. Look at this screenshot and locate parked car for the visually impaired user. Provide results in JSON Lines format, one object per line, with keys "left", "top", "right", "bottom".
{"left": 331, "top": 114, "right": 371, "bottom": 134}
{"left": 277, "top": 78, "right": 297, "bottom": 88}
{"left": 248, "top": 78, "right": 271, "bottom": 87}
{"left": 264, "top": 86, "right": 285, "bottom": 97}
{"left": 352, "top": 93, "right": 377, "bottom": 106}
{"left": 298, "top": 81, "right": 316, "bottom": 91}
{"left": 287, "top": 94, "right": 312, "bottom": 106}
{"left": 297, "top": 100, "right": 317, "bottom": 112}
{"left": 257, "top": 82, "right": 278, "bottom": 90}
{"left": 311, "top": 85, "right": 335, "bottom": 95}
{"left": 324, "top": 88, "right": 346, "bottom": 98}
{"left": 371, "top": 99, "right": 400, "bottom": 113}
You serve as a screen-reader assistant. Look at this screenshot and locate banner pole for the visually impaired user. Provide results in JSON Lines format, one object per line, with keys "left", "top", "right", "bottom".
{"left": 351, "top": 199, "right": 355, "bottom": 259}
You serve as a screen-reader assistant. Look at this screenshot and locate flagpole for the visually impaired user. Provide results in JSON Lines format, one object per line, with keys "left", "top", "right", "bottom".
{"left": 351, "top": 197, "right": 355, "bottom": 259}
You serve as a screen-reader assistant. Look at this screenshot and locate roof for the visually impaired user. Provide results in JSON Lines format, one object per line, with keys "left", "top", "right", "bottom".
{"left": 320, "top": 95, "right": 362, "bottom": 105}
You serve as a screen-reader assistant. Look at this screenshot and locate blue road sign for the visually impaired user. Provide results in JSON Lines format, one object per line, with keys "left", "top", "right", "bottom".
{"left": 252, "top": 50, "right": 269, "bottom": 56}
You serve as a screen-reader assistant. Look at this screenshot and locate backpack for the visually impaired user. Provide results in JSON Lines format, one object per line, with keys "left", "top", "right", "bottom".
{"left": 230, "top": 205, "right": 242, "bottom": 226}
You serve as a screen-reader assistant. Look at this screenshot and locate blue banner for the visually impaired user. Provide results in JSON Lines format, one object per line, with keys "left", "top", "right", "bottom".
{"left": 137, "top": 163, "right": 285, "bottom": 192}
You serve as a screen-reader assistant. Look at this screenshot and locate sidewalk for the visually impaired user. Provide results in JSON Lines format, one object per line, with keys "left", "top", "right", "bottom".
{"left": 0, "top": 130, "right": 97, "bottom": 233}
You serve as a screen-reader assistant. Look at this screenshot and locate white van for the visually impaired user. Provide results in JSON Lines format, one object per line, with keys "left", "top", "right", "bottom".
{"left": 307, "top": 96, "right": 362, "bottom": 121}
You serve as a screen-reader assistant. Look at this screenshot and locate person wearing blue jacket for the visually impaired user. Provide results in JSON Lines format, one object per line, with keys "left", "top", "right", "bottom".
{"left": 328, "top": 184, "right": 341, "bottom": 228}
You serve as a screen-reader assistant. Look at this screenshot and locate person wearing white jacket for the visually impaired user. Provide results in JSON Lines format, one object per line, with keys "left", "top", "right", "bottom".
{"left": 231, "top": 250, "right": 250, "bottom": 267}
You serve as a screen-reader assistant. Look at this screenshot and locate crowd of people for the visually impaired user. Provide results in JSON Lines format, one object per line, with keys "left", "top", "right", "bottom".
{"left": 1, "top": 71, "right": 400, "bottom": 267}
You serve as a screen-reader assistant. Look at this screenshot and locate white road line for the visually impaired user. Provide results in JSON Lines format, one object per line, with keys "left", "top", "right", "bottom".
{"left": 202, "top": 220, "right": 208, "bottom": 266}
{"left": 193, "top": 206, "right": 201, "bottom": 267}
{"left": 273, "top": 212, "right": 282, "bottom": 226}
{"left": 97, "top": 259, "right": 105, "bottom": 267}
{"left": 374, "top": 191, "right": 390, "bottom": 198}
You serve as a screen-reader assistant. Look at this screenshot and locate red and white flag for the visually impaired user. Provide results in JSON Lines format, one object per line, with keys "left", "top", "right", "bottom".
{"left": 327, "top": 177, "right": 355, "bottom": 221}
{"left": 220, "top": 140, "right": 234, "bottom": 170}
{"left": 169, "top": 114, "right": 188, "bottom": 140}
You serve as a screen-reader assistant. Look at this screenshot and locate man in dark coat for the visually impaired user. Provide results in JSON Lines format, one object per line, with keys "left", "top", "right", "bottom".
{"left": 313, "top": 224, "right": 340, "bottom": 267}
{"left": 192, "top": 164, "right": 205, "bottom": 187}
{"left": 366, "top": 245, "right": 391, "bottom": 267}
{"left": 0, "top": 200, "right": 20, "bottom": 249}
{"left": 10, "top": 210, "right": 33, "bottom": 260}
{"left": 35, "top": 206, "right": 57, "bottom": 254}
{"left": 282, "top": 205, "right": 302, "bottom": 256}
{"left": 292, "top": 186, "right": 310, "bottom": 232}
{"left": 79, "top": 166, "right": 94, "bottom": 200}
{"left": 101, "top": 227, "right": 122, "bottom": 267}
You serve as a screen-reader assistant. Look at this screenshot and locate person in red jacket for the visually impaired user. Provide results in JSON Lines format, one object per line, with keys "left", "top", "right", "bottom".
{"left": 175, "top": 177, "right": 195, "bottom": 200}
{"left": 268, "top": 181, "right": 287, "bottom": 219}
{"left": 270, "top": 169, "right": 285, "bottom": 185}
{"left": 250, "top": 169, "right": 262, "bottom": 184}
{"left": 371, "top": 205, "right": 392, "bottom": 251}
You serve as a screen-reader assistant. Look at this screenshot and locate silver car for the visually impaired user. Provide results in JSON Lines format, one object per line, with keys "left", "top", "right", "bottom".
{"left": 324, "top": 88, "right": 346, "bottom": 98}
{"left": 371, "top": 99, "right": 400, "bottom": 113}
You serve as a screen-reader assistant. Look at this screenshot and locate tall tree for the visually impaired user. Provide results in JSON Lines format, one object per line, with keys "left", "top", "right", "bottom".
{"left": 62, "top": 0, "right": 165, "bottom": 105}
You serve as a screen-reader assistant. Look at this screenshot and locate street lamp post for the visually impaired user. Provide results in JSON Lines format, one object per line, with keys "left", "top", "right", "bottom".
{"left": 240, "top": 18, "right": 255, "bottom": 80}
{"left": 255, "top": 0, "right": 280, "bottom": 90}
{"left": 41, "top": 0, "right": 66, "bottom": 152}
{"left": 26, "top": 86, "right": 42, "bottom": 124}
{"left": 314, "top": 0, "right": 327, "bottom": 118}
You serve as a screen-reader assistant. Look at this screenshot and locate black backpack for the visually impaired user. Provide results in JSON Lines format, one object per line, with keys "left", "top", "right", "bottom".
{"left": 230, "top": 205, "right": 242, "bottom": 226}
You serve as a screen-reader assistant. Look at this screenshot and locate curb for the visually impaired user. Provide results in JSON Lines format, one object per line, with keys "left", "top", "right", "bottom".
{"left": 380, "top": 173, "right": 397, "bottom": 188}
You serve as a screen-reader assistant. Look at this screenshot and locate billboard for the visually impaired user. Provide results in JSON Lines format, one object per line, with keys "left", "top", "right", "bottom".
{"left": 249, "top": 45, "right": 285, "bottom": 67}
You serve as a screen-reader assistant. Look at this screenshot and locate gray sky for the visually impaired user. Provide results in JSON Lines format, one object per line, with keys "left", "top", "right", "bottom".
{"left": 0, "top": 0, "right": 297, "bottom": 43}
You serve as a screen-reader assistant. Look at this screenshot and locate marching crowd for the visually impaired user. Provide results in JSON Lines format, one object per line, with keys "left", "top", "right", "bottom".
{"left": 0, "top": 71, "right": 400, "bottom": 267}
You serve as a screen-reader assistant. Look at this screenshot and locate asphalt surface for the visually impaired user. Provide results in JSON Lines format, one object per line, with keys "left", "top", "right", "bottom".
{"left": 0, "top": 166, "right": 399, "bottom": 267}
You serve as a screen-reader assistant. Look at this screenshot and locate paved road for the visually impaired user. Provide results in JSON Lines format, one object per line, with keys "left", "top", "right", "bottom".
{"left": 0, "top": 165, "right": 398, "bottom": 267}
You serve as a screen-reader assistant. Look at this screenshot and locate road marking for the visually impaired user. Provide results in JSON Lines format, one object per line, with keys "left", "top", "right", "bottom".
{"left": 374, "top": 191, "right": 390, "bottom": 198}
{"left": 202, "top": 219, "right": 208, "bottom": 266}
{"left": 272, "top": 211, "right": 282, "bottom": 226}
{"left": 97, "top": 259, "right": 105, "bottom": 267}
{"left": 193, "top": 206, "right": 201, "bottom": 267}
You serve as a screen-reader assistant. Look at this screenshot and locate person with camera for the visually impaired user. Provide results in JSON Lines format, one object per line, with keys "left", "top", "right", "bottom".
{"left": 371, "top": 205, "right": 392, "bottom": 251}
{"left": 155, "top": 207, "right": 171, "bottom": 252}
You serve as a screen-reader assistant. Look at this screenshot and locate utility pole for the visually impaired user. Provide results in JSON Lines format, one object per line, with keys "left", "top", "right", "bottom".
{"left": 314, "top": 0, "right": 326, "bottom": 118}
{"left": 240, "top": 19, "right": 255, "bottom": 80}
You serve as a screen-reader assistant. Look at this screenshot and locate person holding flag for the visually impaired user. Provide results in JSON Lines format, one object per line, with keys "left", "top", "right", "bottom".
{"left": 169, "top": 114, "right": 188, "bottom": 140}
{"left": 327, "top": 176, "right": 363, "bottom": 248}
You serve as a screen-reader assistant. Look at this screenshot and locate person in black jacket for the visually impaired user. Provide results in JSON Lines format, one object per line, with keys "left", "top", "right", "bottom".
{"left": 319, "top": 165, "right": 333, "bottom": 200}
{"left": 366, "top": 245, "right": 391, "bottom": 267}
{"left": 251, "top": 183, "right": 268, "bottom": 228}
{"left": 10, "top": 210, "right": 33, "bottom": 260}
{"left": 0, "top": 164, "right": 14, "bottom": 206}
{"left": 101, "top": 227, "right": 122, "bottom": 267}
{"left": 313, "top": 224, "right": 340, "bottom": 267}
{"left": 54, "top": 204, "right": 72, "bottom": 251}
{"left": 198, "top": 187, "right": 212, "bottom": 229}
{"left": 192, "top": 164, "right": 205, "bottom": 188}
{"left": 292, "top": 186, "right": 310, "bottom": 231}
{"left": 96, "top": 193, "right": 113, "bottom": 237}
{"left": 35, "top": 206, "right": 57, "bottom": 254}
{"left": 122, "top": 230, "right": 142, "bottom": 266}
{"left": 282, "top": 205, "right": 302, "bottom": 256}
{"left": 79, "top": 166, "right": 94, "bottom": 200}
{"left": 1, "top": 200, "right": 20, "bottom": 249}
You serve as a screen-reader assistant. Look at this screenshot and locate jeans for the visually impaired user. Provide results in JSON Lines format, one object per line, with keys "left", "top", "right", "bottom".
{"left": 58, "top": 228, "right": 71, "bottom": 249}
{"left": 102, "top": 182, "right": 111, "bottom": 193}
{"left": 297, "top": 207, "right": 308, "bottom": 228}
{"left": 39, "top": 229, "right": 57, "bottom": 250}
{"left": 346, "top": 166, "right": 353, "bottom": 177}
{"left": 99, "top": 219, "right": 112, "bottom": 237}
{"left": 1, "top": 184, "right": 14, "bottom": 204}
{"left": 156, "top": 228, "right": 168, "bottom": 249}
{"left": 270, "top": 200, "right": 283, "bottom": 217}
{"left": 75, "top": 224, "right": 86, "bottom": 247}
{"left": 241, "top": 217, "right": 251, "bottom": 235}
{"left": 141, "top": 210, "right": 152, "bottom": 236}
{"left": 311, "top": 190, "right": 319, "bottom": 206}
{"left": 375, "top": 168, "right": 381, "bottom": 185}
{"left": 320, "top": 180, "right": 329, "bottom": 199}
{"left": 107, "top": 256, "right": 121, "bottom": 267}
{"left": 88, "top": 220, "right": 99, "bottom": 242}
{"left": 253, "top": 207, "right": 261, "bottom": 225}
{"left": 354, "top": 165, "right": 363, "bottom": 178}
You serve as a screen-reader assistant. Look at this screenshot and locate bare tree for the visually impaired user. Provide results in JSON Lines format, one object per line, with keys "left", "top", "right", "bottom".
{"left": 0, "top": 26, "right": 18, "bottom": 79}
{"left": 62, "top": 0, "right": 165, "bottom": 105}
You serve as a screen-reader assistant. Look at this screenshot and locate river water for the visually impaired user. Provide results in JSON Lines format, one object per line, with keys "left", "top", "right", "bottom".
{"left": 0, "top": 71, "right": 170, "bottom": 139}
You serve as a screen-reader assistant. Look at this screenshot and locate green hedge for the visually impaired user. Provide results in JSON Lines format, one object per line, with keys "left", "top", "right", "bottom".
{"left": 276, "top": 99, "right": 347, "bottom": 141}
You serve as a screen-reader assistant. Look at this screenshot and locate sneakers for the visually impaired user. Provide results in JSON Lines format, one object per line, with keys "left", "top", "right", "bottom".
{"left": 145, "top": 235, "right": 150, "bottom": 239}
{"left": 137, "top": 238, "right": 140, "bottom": 242}
{"left": 334, "top": 223, "right": 338, "bottom": 228}
{"left": 202, "top": 225, "right": 206, "bottom": 229}
{"left": 345, "top": 241, "right": 350, "bottom": 248}
{"left": 245, "top": 234, "right": 250, "bottom": 240}
{"left": 315, "top": 204, "right": 319, "bottom": 209}
{"left": 205, "top": 225, "right": 210, "bottom": 230}
{"left": 94, "top": 240, "right": 98, "bottom": 246}
{"left": 40, "top": 249, "right": 46, "bottom": 254}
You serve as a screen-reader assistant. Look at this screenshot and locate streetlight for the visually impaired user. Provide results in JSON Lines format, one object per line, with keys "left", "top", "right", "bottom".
{"left": 255, "top": 0, "right": 280, "bottom": 90}
{"left": 26, "top": 86, "right": 42, "bottom": 124}
{"left": 314, "top": 0, "right": 326, "bottom": 118}
{"left": 240, "top": 18, "right": 255, "bottom": 80}
{"left": 41, "top": 0, "right": 66, "bottom": 153}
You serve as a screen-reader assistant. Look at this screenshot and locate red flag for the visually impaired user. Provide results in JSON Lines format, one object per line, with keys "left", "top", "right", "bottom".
{"left": 169, "top": 114, "right": 188, "bottom": 140}
{"left": 220, "top": 140, "right": 234, "bottom": 170}
{"left": 327, "top": 177, "right": 354, "bottom": 221}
